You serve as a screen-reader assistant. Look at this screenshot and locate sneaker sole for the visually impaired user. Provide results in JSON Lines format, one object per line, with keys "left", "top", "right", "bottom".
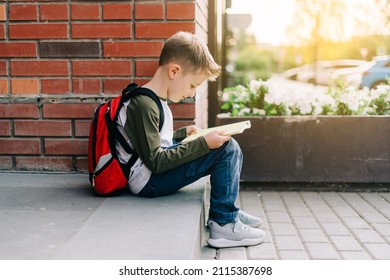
{"left": 207, "top": 236, "right": 265, "bottom": 249}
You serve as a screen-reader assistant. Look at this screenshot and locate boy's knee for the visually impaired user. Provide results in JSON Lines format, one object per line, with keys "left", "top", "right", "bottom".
{"left": 225, "top": 138, "right": 243, "bottom": 158}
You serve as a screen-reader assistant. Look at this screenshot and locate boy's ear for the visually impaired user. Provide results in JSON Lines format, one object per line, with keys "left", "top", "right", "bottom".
{"left": 168, "top": 63, "right": 181, "bottom": 80}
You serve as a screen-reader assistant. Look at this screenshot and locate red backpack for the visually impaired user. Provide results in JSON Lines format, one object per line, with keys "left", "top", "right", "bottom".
{"left": 88, "top": 83, "right": 164, "bottom": 196}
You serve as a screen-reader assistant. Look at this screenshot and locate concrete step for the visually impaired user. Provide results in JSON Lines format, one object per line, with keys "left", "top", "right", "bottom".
{"left": 0, "top": 172, "right": 208, "bottom": 260}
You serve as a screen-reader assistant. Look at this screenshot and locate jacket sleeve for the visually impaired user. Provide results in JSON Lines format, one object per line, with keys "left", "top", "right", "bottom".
{"left": 124, "top": 95, "right": 210, "bottom": 174}
{"left": 173, "top": 127, "right": 187, "bottom": 141}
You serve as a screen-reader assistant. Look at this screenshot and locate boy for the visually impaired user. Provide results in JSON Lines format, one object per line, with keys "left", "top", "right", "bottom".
{"left": 117, "top": 31, "right": 265, "bottom": 248}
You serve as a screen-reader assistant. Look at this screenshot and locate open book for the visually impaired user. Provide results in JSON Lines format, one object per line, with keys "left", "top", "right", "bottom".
{"left": 182, "top": 120, "right": 251, "bottom": 143}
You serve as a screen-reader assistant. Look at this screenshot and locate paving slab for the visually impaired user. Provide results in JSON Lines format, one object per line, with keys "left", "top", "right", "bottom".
{"left": 202, "top": 189, "right": 390, "bottom": 260}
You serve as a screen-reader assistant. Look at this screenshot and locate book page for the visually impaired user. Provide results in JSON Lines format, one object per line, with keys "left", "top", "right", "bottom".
{"left": 182, "top": 120, "right": 251, "bottom": 143}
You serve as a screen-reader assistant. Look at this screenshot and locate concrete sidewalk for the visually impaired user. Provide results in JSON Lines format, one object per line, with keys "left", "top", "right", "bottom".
{"left": 1, "top": 172, "right": 389, "bottom": 260}
{"left": 0, "top": 172, "right": 206, "bottom": 260}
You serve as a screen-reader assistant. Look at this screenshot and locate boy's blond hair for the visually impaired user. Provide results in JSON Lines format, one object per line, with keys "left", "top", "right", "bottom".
{"left": 159, "top": 31, "right": 222, "bottom": 81}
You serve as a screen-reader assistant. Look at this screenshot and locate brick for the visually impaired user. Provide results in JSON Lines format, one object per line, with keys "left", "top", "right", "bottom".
{"left": 8, "top": 0, "right": 67, "bottom": 2}
{"left": 0, "top": 157, "right": 13, "bottom": 170}
{"left": 218, "top": 247, "right": 247, "bottom": 260}
{"left": 267, "top": 211, "right": 292, "bottom": 223}
{"left": 72, "top": 60, "right": 131, "bottom": 77}
{"left": 260, "top": 192, "right": 284, "bottom": 211}
{"left": 0, "top": 79, "right": 7, "bottom": 94}
{"left": 305, "top": 243, "right": 339, "bottom": 259}
{"left": 248, "top": 243, "right": 278, "bottom": 260}
{"left": 170, "top": 103, "right": 195, "bottom": 119}
{"left": 11, "top": 61, "right": 68, "bottom": 76}
{"left": 40, "top": 4, "right": 68, "bottom": 21}
{"left": 135, "top": 60, "right": 159, "bottom": 76}
{"left": 41, "top": 79, "right": 70, "bottom": 94}
{"left": 9, "top": 23, "right": 68, "bottom": 39}
{"left": 0, "top": 103, "right": 39, "bottom": 118}
{"left": 72, "top": 79, "right": 101, "bottom": 94}
{"left": 270, "top": 223, "right": 297, "bottom": 236}
{"left": 0, "top": 42, "right": 37, "bottom": 57}
{"left": 0, "top": 139, "right": 40, "bottom": 155}
{"left": 0, "top": 4, "right": 6, "bottom": 21}
{"left": 372, "top": 223, "right": 390, "bottom": 236}
{"left": 0, "top": 120, "right": 10, "bottom": 136}
{"left": 312, "top": 212, "right": 340, "bottom": 223}
{"left": 299, "top": 228, "right": 329, "bottom": 243}
{"left": 0, "top": 61, "right": 6, "bottom": 76}
{"left": 103, "top": 79, "right": 131, "bottom": 94}
{"left": 40, "top": 41, "right": 100, "bottom": 58}
{"left": 279, "top": 251, "right": 309, "bottom": 260}
{"left": 352, "top": 229, "right": 386, "bottom": 243}
{"left": 75, "top": 157, "right": 88, "bottom": 172}
{"left": 11, "top": 79, "right": 39, "bottom": 94}
{"left": 167, "top": 3, "right": 195, "bottom": 20}
{"left": 45, "top": 139, "right": 88, "bottom": 155}
{"left": 133, "top": 78, "right": 149, "bottom": 87}
{"left": 321, "top": 222, "right": 350, "bottom": 236}
{"left": 360, "top": 193, "right": 390, "bottom": 218}
{"left": 103, "top": 3, "right": 132, "bottom": 20}
{"left": 9, "top": 4, "right": 37, "bottom": 21}
{"left": 329, "top": 235, "right": 364, "bottom": 251}
{"left": 72, "top": 23, "right": 131, "bottom": 39}
{"left": 71, "top": 3, "right": 100, "bottom": 20}
{"left": 135, "top": 22, "right": 195, "bottom": 39}
{"left": 332, "top": 206, "right": 361, "bottom": 218}
{"left": 14, "top": 120, "right": 72, "bottom": 137}
{"left": 104, "top": 41, "right": 162, "bottom": 58}
{"left": 274, "top": 235, "right": 304, "bottom": 250}
{"left": 0, "top": 23, "right": 4, "bottom": 39}
{"left": 16, "top": 157, "right": 73, "bottom": 171}
{"left": 135, "top": 3, "right": 163, "bottom": 19}
{"left": 43, "top": 103, "right": 98, "bottom": 119}
{"left": 75, "top": 120, "right": 91, "bottom": 137}
{"left": 340, "top": 251, "right": 372, "bottom": 260}
{"left": 363, "top": 243, "right": 390, "bottom": 259}
{"left": 341, "top": 217, "right": 371, "bottom": 229}
{"left": 173, "top": 120, "right": 194, "bottom": 130}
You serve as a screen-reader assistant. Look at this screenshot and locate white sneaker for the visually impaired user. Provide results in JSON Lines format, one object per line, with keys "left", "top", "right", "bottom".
{"left": 238, "top": 211, "right": 263, "bottom": 228}
{"left": 207, "top": 220, "right": 266, "bottom": 248}
{"left": 207, "top": 211, "right": 263, "bottom": 228}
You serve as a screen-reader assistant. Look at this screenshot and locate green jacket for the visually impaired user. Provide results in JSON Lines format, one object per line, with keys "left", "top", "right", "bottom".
{"left": 124, "top": 95, "right": 210, "bottom": 174}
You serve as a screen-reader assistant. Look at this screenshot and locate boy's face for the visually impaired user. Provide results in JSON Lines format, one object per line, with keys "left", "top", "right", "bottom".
{"left": 168, "top": 65, "right": 208, "bottom": 103}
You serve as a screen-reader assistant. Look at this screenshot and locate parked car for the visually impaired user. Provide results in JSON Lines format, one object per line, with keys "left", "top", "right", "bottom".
{"left": 330, "top": 61, "right": 375, "bottom": 88}
{"left": 361, "top": 56, "right": 390, "bottom": 89}
{"left": 288, "top": 60, "right": 366, "bottom": 86}
{"left": 281, "top": 65, "right": 310, "bottom": 81}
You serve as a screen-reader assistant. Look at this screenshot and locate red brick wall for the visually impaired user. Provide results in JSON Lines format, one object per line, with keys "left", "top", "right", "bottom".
{"left": 0, "top": 0, "right": 209, "bottom": 172}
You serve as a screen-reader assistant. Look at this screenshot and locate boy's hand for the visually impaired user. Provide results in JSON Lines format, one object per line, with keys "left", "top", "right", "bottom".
{"left": 204, "top": 130, "right": 231, "bottom": 149}
{"left": 186, "top": 125, "right": 200, "bottom": 136}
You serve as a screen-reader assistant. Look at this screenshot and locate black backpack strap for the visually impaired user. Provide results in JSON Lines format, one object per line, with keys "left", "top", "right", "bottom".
{"left": 106, "top": 83, "right": 165, "bottom": 178}
{"left": 121, "top": 83, "right": 138, "bottom": 97}
{"left": 105, "top": 102, "right": 139, "bottom": 178}
{"left": 121, "top": 83, "right": 165, "bottom": 131}
{"left": 105, "top": 102, "right": 134, "bottom": 155}
{"left": 107, "top": 82, "right": 165, "bottom": 155}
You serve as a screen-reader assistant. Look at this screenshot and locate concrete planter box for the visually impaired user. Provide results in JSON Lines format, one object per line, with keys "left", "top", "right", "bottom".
{"left": 217, "top": 115, "right": 390, "bottom": 183}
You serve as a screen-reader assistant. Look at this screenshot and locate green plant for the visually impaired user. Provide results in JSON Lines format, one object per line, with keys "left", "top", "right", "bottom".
{"left": 220, "top": 78, "right": 390, "bottom": 116}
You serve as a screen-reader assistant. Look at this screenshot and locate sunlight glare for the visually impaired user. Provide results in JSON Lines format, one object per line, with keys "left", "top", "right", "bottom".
{"left": 228, "top": 0, "right": 389, "bottom": 46}
{"left": 228, "top": 0, "right": 295, "bottom": 46}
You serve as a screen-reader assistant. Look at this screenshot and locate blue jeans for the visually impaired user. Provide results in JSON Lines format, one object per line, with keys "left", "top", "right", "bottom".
{"left": 137, "top": 139, "right": 242, "bottom": 224}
